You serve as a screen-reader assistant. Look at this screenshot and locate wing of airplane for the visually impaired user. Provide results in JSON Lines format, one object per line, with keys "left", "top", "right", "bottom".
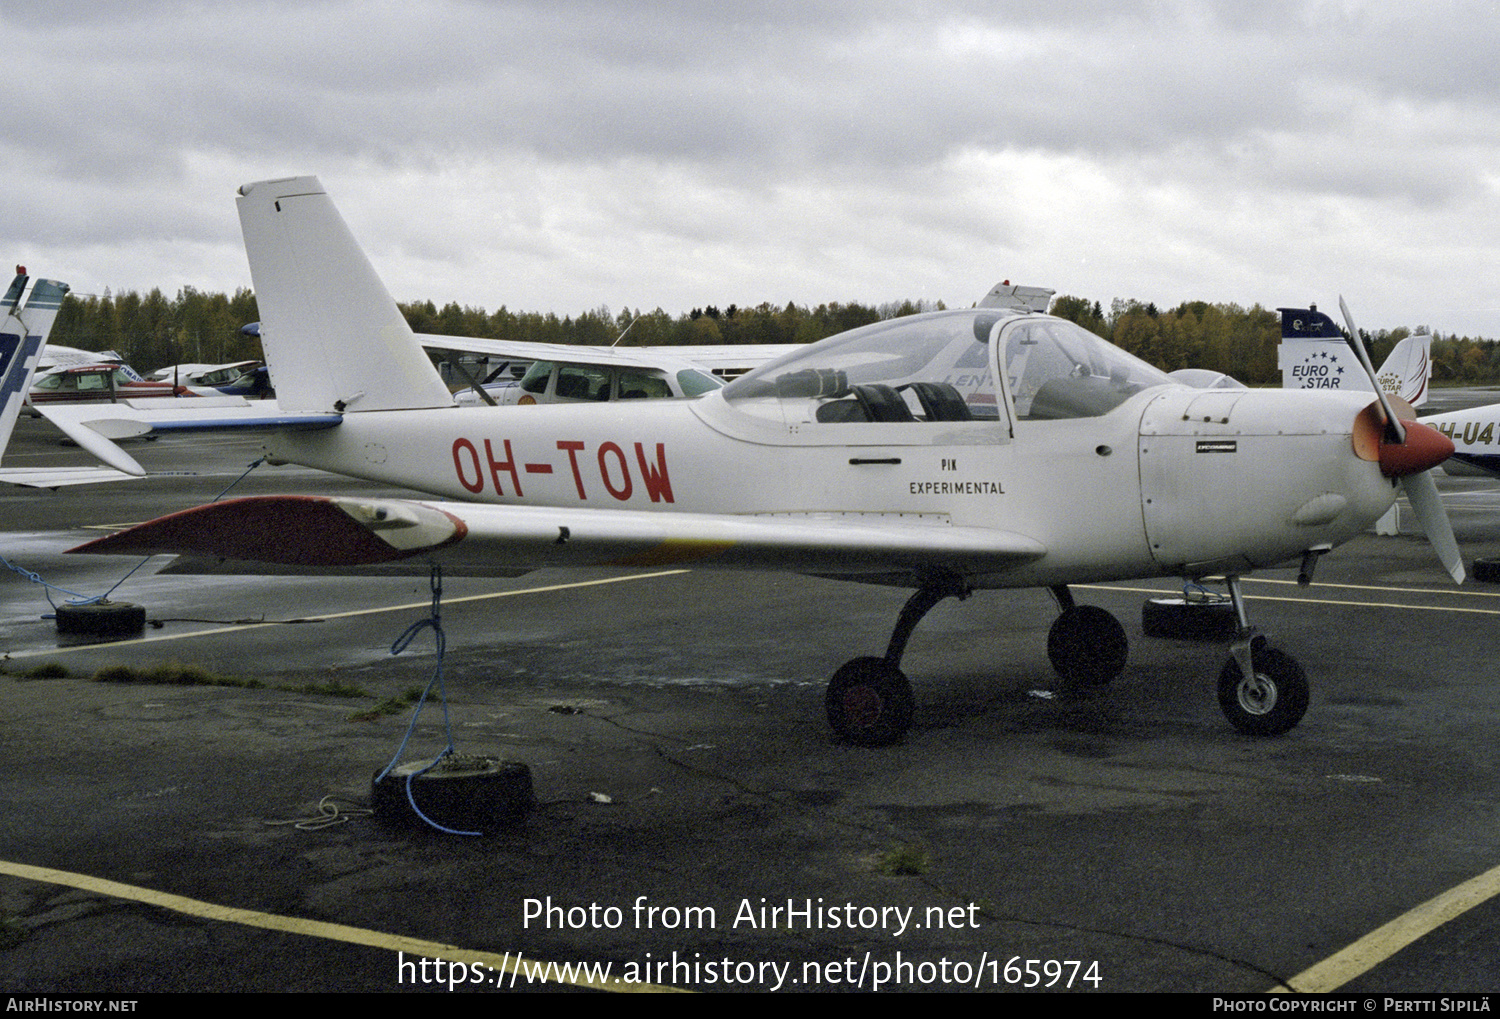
{"left": 70, "top": 493, "right": 1048, "bottom": 580}
{"left": 418, "top": 334, "right": 792, "bottom": 390}
{"left": 415, "top": 334, "right": 712, "bottom": 371}
{"left": 242, "top": 322, "right": 800, "bottom": 382}
{"left": 634, "top": 344, "right": 802, "bottom": 378}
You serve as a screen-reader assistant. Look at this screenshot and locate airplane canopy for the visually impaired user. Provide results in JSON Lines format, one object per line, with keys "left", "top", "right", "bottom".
{"left": 722, "top": 309, "right": 1172, "bottom": 426}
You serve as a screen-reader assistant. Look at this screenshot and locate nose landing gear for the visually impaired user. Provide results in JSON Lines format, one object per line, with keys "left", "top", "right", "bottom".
{"left": 1216, "top": 576, "right": 1309, "bottom": 736}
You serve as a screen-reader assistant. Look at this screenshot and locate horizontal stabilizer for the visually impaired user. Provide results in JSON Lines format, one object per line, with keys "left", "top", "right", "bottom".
{"left": 71, "top": 495, "right": 1048, "bottom": 577}
{"left": 38, "top": 400, "right": 341, "bottom": 440}
{"left": 0, "top": 467, "right": 139, "bottom": 488}
{"left": 33, "top": 407, "right": 147, "bottom": 476}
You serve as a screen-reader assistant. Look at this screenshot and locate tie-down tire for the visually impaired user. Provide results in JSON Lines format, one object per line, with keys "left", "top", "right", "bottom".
{"left": 1141, "top": 595, "right": 1238, "bottom": 641}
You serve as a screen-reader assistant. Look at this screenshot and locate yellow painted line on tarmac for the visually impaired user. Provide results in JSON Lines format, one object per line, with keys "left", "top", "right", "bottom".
{"left": 1270, "top": 860, "right": 1500, "bottom": 992}
{"left": 1078, "top": 584, "right": 1500, "bottom": 617}
{"left": 0, "top": 859, "right": 683, "bottom": 993}
{"left": 1244, "top": 575, "right": 1500, "bottom": 599}
{"left": 3, "top": 569, "right": 690, "bottom": 661}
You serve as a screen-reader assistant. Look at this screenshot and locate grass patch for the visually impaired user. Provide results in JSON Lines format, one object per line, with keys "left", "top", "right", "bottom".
{"left": 85, "top": 664, "right": 375, "bottom": 700}
{"left": 874, "top": 844, "right": 931, "bottom": 876}
{"left": 279, "top": 680, "right": 367, "bottom": 698}
{"left": 7, "top": 663, "right": 71, "bottom": 680}
{"left": 6, "top": 660, "right": 383, "bottom": 708}
{"left": 91, "top": 663, "right": 264, "bottom": 688}
{"left": 349, "top": 685, "right": 426, "bottom": 722}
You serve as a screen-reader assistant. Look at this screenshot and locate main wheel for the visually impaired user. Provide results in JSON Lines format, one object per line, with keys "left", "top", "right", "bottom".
{"left": 1047, "top": 605, "right": 1129, "bottom": 685}
{"left": 826, "top": 657, "right": 914, "bottom": 747}
{"left": 1218, "top": 645, "right": 1309, "bottom": 736}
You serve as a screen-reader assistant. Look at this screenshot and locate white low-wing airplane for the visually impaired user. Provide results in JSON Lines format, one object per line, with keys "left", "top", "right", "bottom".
{"left": 0, "top": 272, "right": 138, "bottom": 487}
{"left": 73, "top": 176, "right": 1463, "bottom": 745}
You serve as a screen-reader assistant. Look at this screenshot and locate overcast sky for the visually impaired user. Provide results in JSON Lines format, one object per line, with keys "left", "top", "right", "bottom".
{"left": 5, "top": 0, "right": 1499, "bottom": 337}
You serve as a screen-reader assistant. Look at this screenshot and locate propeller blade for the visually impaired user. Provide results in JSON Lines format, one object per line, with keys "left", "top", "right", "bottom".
{"left": 1339, "top": 296, "right": 1406, "bottom": 443}
{"left": 1340, "top": 296, "right": 1461, "bottom": 583}
{"left": 1402, "top": 469, "right": 1465, "bottom": 584}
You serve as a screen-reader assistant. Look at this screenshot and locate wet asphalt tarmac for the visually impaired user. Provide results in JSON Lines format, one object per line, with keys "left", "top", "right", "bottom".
{"left": 2, "top": 395, "right": 1500, "bottom": 994}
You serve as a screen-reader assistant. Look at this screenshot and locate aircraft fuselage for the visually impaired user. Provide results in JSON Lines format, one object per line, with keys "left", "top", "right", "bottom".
{"left": 263, "top": 384, "right": 1395, "bottom": 590}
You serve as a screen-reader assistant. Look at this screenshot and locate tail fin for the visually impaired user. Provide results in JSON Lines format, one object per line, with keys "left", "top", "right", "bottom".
{"left": 1276, "top": 304, "right": 1434, "bottom": 406}
{"left": 236, "top": 176, "right": 453, "bottom": 415}
{"left": 0, "top": 275, "right": 68, "bottom": 455}
{"left": 1276, "top": 306, "right": 1344, "bottom": 339}
{"left": 1372, "top": 332, "right": 1431, "bottom": 408}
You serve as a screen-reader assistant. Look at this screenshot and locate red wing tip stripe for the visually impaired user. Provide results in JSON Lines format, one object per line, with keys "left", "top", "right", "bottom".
{"left": 71, "top": 496, "right": 463, "bottom": 567}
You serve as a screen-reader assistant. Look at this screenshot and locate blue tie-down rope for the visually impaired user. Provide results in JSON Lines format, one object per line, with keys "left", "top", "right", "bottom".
{"left": 376, "top": 565, "right": 480, "bottom": 836}
{"left": 6, "top": 458, "right": 268, "bottom": 616}
{"left": 0, "top": 554, "right": 137, "bottom": 613}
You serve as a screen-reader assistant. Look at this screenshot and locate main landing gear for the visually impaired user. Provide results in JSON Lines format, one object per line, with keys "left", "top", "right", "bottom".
{"left": 825, "top": 577, "right": 1131, "bottom": 746}
{"left": 825, "top": 571, "right": 969, "bottom": 747}
{"left": 1045, "top": 586, "right": 1129, "bottom": 687}
{"left": 824, "top": 572, "right": 1312, "bottom": 745}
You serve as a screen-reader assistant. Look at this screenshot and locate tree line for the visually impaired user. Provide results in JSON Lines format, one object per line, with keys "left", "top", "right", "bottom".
{"left": 46, "top": 286, "right": 1500, "bottom": 385}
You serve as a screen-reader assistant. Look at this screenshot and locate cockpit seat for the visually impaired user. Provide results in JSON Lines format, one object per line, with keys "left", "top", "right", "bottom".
{"left": 815, "top": 398, "right": 869, "bottom": 422}
{"left": 851, "top": 383, "right": 915, "bottom": 422}
{"left": 904, "top": 382, "right": 973, "bottom": 421}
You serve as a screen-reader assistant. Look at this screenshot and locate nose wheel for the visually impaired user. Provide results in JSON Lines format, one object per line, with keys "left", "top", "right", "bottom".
{"left": 1218, "top": 639, "right": 1309, "bottom": 735}
{"left": 1216, "top": 577, "right": 1310, "bottom": 736}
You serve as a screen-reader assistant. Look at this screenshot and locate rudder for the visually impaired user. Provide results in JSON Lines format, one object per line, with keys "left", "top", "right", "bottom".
{"left": 236, "top": 176, "right": 453, "bottom": 415}
{"left": 0, "top": 276, "right": 69, "bottom": 455}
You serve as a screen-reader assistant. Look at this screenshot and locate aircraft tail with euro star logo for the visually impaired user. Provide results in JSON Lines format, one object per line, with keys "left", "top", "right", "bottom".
{"left": 1277, "top": 305, "right": 1430, "bottom": 408}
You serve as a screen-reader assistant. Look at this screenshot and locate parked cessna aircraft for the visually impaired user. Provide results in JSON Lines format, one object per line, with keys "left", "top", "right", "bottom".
{"left": 0, "top": 272, "right": 137, "bottom": 487}
{"left": 73, "top": 177, "right": 1464, "bottom": 745}
{"left": 146, "top": 359, "right": 263, "bottom": 394}
{"left": 445, "top": 340, "right": 723, "bottom": 406}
